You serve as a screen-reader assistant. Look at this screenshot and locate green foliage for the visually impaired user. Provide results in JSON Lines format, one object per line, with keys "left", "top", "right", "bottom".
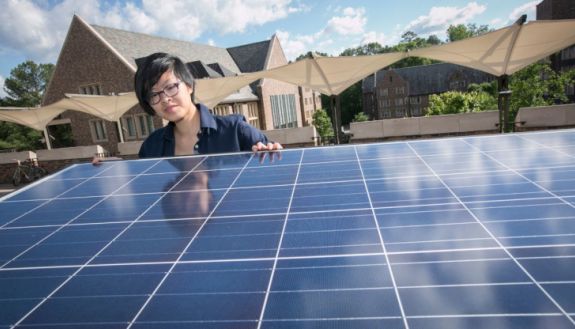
{"left": 427, "top": 91, "right": 497, "bottom": 115}
{"left": 509, "top": 61, "right": 575, "bottom": 120}
{"left": 352, "top": 112, "right": 369, "bottom": 122}
{"left": 48, "top": 124, "right": 75, "bottom": 148}
{"left": 294, "top": 51, "right": 330, "bottom": 62}
{"left": 312, "top": 109, "right": 334, "bottom": 139}
{"left": 339, "top": 82, "right": 363, "bottom": 125}
{"left": 339, "top": 43, "right": 391, "bottom": 56}
{"left": 0, "top": 60, "right": 74, "bottom": 151}
{"left": 0, "top": 121, "right": 43, "bottom": 151}
{"left": 467, "top": 81, "right": 498, "bottom": 98}
{"left": 390, "top": 31, "right": 438, "bottom": 68}
{"left": 3, "top": 61, "right": 54, "bottom": 107}
{"left": 447, "top": 23, "right": 491, "bottom": 42}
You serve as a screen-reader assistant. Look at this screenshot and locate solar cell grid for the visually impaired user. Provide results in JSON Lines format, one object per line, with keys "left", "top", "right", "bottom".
{"left": 0, "top": 129, "right": 574, "bottom": 328}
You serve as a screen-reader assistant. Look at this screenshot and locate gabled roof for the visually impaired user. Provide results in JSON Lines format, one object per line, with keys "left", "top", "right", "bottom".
{"left": 227, "top": 39, "right": 272, "bottom": 72}
{"left": 186, "top": 61, "right": 225, "bottom": 79}
{"left": 90, "top": 24, "right": 242, "bottom": 73}
{"left": 364, "top": 63, "right": 494, "bottom": 95}
{"left": 208, "top": 63, "right": 237, "bottom": 77}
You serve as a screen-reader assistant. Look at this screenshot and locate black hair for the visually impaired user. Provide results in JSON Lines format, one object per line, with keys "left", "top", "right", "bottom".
{"left": 134, "top": 52, "right": 195, "bottom": 116}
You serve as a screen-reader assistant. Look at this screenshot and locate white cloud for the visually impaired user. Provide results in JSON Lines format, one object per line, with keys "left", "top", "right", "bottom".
{"left": 0, "top": 75, "right": 7, "bottom": 98}
{"left": 275, "top": 30, "right": 310, "bottom": 60}
{"left": 508, "top": 1, "right": 538, "bottom": 23}
{"left": 139, "top": 0, "right": 304, "bottom": 38}
{"left": 325, "top": 7, "right": 366, "bottom": 36}
{"left": 0, "top": 0, "right": 304, "bottom": 66}
{"left": 361, "top": 31, "right": 387, "bottom": 46}
{"left": 403, "top": 2, "right": 486, "bottom": 37}
{"left": 490, "top": 18, "right": 503, "bottom": 27}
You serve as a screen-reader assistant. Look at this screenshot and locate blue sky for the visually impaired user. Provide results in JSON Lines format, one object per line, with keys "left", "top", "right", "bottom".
{"left": 0, "top": 0, "right": 540, "bottom": 98}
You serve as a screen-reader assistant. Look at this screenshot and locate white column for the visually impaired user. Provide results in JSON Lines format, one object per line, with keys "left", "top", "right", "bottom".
{"left": 43, "top": 127, "right": 52, "bottom": 150}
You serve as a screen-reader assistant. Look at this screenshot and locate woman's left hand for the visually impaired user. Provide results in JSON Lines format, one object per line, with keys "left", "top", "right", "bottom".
{"left": 252, "top": 142, "right": 283, "bottom": 152}
{"left": 252, "top": 142, "right": 283, "bottom": 163}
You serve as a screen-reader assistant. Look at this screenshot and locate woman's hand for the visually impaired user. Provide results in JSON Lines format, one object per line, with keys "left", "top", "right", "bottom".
{"left": 252, "top": 142, "right": 283, "bottom": 163}
{"left": 251, "top": 142, "right": 283, "bottom": 152}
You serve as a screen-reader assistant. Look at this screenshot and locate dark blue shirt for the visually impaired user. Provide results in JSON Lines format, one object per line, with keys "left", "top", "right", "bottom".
{"left": 138, "top": 104, "right": 270, "bottom": 158}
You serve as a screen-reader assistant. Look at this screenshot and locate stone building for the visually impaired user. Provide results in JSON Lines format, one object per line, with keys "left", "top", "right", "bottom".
{"left": 362, "top": 63, "right": 495, "bottom": 120}
{"left": 43, "top": 15, "right": 321, "bottom": 153}
{"left": 537, "top": 0, "right": 575, "bottom": 101}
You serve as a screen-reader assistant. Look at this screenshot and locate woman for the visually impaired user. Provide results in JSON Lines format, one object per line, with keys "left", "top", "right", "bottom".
{"left": 134, "top": 52, "right": 282, "bottom": 158}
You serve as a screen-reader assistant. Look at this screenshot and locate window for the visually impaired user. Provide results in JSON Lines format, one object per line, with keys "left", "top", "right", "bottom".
{"left": 383, "top": 110, "right": 391, "bottom": 118}
{"left": 137, "top": 114, "right": 155, "bottom": 138}
{"left": 395, "top": 98, "right": 404, "bottom": 106}
{"left": 270, "top": 94, "right": 297, "bottom": 129}
{"left": 396, "top": 108, "right": 406, "bottom": 117}
{"left": 121, "top": 116, "right": 137, "bottom": 140}
{"left": 79, "top": 83, "right": 102, "bottom": 95}
{"left": 120, "top": 114, "right": 155, "bottom": 140}
{"left": 233, "top": 103, "right": 243, "bottom": 115}
{"left": 247, "top": 102, "right": 260, "bottom": 129}
{"left": 89, "top": 120, "right": 108, "bottom": 142}
{"left": 213, "top": 105, "right": 229, "bottom": 116}
{"left": 395, "top": 87, "right": 405, "bottom": 95}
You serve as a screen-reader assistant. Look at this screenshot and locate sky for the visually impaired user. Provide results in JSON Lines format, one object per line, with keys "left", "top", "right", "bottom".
{"left": 0, "top": 0, "right": 541, "bottom": 98}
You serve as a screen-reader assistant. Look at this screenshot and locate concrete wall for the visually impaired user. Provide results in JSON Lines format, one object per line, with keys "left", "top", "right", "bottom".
{"left": 0, "top": 151, "right": 38, "bottom": 184}
{"left": 36, "top": 145, "right": 105, "bottom": 161}
{"left": 515, "top": 103, "right": 575, "bottom": 130}
{"left": 350, "top": 110, "right": 499, "bottom": 142}
{"left": 118, "top": 141, "right": 142, "bottom": 156}
{"left": 0, "top": 146, "right": 105, "bottom": 184}
{"left": 263, "top": 126, "right": 317, "bottom": 147}
{"left": 0, "top": 151, "right": 37, "bottom": 164}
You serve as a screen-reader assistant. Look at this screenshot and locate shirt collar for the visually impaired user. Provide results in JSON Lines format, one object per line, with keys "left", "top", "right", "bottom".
{"left": 198, "top": 103, "right": 218, "bottom": 131}
{"left": 162, "top": 103, "right": 216, "bottom": 141}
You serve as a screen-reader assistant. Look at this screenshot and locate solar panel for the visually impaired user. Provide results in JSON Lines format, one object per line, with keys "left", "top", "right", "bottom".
{"left": 1, "top": 129, "right": 575, "bottom": 329}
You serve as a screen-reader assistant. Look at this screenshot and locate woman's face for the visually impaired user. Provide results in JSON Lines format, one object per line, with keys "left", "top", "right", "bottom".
{"left": 149, "top": 70, "right": 194, "bottom": 122}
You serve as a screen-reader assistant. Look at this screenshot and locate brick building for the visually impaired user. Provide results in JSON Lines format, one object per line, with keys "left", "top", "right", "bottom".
{"left": 362, "top": 63, "right": 495, "bottom": 120}
{"left": 43, "top": 15, "right": 321, "bottom": 153}
{"left": 537, "top": 0, "right": 575, "bottom": 101}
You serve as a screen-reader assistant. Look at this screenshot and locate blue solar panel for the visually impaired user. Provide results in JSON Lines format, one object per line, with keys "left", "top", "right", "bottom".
{"left": 1, "top": 129, "right": 575, "bottom": 329}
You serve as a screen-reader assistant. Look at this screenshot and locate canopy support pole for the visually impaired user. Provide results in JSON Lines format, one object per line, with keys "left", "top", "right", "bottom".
{"left": 116, "top": 120, "right": 125, "bottom": 143}
{"left": 43, "top": 127, "right": 52, "bottom": 150}
{"left": 498, "top": 75, "right": 512, "bottom": 133}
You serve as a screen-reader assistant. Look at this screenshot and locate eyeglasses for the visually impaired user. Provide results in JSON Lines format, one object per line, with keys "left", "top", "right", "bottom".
{"left": 148, "top": 81, "right": 181, "bottom": 105}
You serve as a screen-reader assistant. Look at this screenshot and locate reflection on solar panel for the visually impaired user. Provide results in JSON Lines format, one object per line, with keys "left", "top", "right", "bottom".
{"left": 1, "top": 129, "right": 575, "bottom": 329}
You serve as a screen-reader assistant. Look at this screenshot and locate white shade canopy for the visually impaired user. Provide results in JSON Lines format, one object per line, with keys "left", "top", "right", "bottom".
{"left": 410, "top": 18, "right": 575, "bottom": 76}
{"left": 2, "top": 17, "right": 575, "bottom": 133}
{"left": 0, "top": 106, "right": 66, "bottom": 131}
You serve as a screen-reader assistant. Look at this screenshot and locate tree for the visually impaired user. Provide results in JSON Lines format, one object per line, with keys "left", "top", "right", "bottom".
{"left": 426, "top": 91, "right": 497, "bottom": 115}
{"left": 390, "top": 31, "right": 436, "bottom": 68}
{"left": 338, "top": 82, "right": 363, "bottom": 125}
{"left": 0, "top": 60, "right": 72, "bottom": 151}
{"left": 509, "top": 61, "right": 575, "bottom": 120}
{"left": 312, "top": 109, "right": 334, "bottom": 143}
{"left": 468, "top": 81, "right": 498, "bottom": 98}
{"left": 3, "top": 61, "right": 54, "bottom": 107}
{"left": 447, "top": 23, "right": 491, "bottom": 42}
{"left": 352, "top": 112, "right": 369, "bottom": 122}
{"left": 426, "top": 35, "right": 442, "bottom": 45}
{"left": 339, "top": 42, "right": 392, "bottom": 57}
{"left": 294, "top": 51, "right": 329, "bottom": 62}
